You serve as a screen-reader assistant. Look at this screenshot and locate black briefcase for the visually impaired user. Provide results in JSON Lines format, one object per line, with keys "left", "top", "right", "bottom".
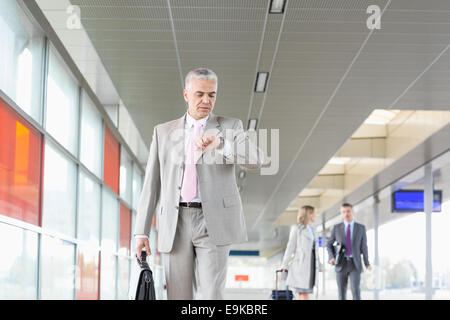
{"left": 334, "top": 241, "right": 346, "bottom": 267}
{"left": 135, "top": 250, "right": 156, "bottom": 300}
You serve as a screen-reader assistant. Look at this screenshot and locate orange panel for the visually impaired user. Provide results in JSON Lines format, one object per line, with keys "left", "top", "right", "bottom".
{"left": 103, "top": 125, "right": 120, "bottom": 194}
{"left": 0, "top": 98, "right": 42, "bottom": 226}
{"left": 76, "top": 247, "right": 100, "bottom": 300}
{"left": 120, "top": 202, "right": 131, "bottom": 256}
{"left": 235, "top": 275, "right": 249, "bottom": 282}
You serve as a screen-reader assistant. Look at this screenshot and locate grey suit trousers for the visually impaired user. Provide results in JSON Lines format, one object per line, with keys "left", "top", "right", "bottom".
{"left": 336, "top": 257, "right": 361, "bottom": 300}
{"left": 162, "top": 206, "right": 231, "bottom": 300}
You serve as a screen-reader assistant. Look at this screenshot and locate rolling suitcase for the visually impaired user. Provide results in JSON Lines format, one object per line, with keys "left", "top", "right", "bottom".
{"left": 134, "top": 250, "right": 156, "bottom": 300}
{"left": 270, "top": 269, "right": 293, "bottom": 300}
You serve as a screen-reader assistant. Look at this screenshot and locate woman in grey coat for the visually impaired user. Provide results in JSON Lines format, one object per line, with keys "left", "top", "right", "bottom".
{"left": 280, "top": 205, "right": 317, "bottom": 300}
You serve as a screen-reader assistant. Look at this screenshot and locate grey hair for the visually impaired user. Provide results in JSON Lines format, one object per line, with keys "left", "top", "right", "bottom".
{"left": 184, "top": 67, "right": 218, "bottom": 91}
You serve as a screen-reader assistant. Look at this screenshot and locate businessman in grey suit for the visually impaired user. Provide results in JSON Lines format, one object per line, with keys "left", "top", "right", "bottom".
{"left": 326, "top": 203, "right": 372, "bottom": 300}
{"left": 134, "top": 68, "right": 264, "bottom": 299}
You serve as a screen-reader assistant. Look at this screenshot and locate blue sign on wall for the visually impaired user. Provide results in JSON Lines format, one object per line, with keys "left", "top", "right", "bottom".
{"left": 392, "top": 190, "right": 442, "bottom": 213}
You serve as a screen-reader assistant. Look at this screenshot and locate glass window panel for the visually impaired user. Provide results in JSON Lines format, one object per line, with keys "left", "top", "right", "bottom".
{"left": 431, "top": 152, "right": 450, "bottom": 299}
{"left": 42, "top": 141, "right": 77, "bottom": 236}
{"left": 76, "top": 245, "right": 99, "bottom": 300}
{"left": 80, "top": 91, "right": 102, "bottom": 178}
{"left": 130, "top": 211, "right": 136, "bottom": 256}
{"left": 104, "top": 125, "right": 120, "bottom": 194}
{"left": 40, "top": 235, "right": 75, "bottom": 299}
{"left": 0, "top": 0, "right": 44, "bottom": 123}
{"left": 100, "top": 251, "right": 117, "bottom": 300}
{"left": 77, "top": 170, "right": 101, "bottom": 245}
{"left": 101, "top": 188, "right": 119, "bottom": 252}
{"left": 117, "top": 256, "right": 130, "bottom": 300}
{"left": 100, "top": 188, "right": 119, "bottom": 300}
{"left": 0, "top": 98, "right": 42, "bottom": 225}
{"left": 0, "top": 223, "right": 38, "bottom": 299}
{"left": 45, "top": 47, "right": 79, "bottom": 156}
{"left": 119, "top": 203, "right": 131, "bottom": 257}
{"left": 101, "top": 188, "right": 119, "bottom": 253}
{"left": 132, "top": 164, "right": 143, "bottom": 211}
{"left": 120, "top": 148, "right": 132, "bottom": 205}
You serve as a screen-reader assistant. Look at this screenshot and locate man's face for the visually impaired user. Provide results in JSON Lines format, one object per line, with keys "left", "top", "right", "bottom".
{"left": 340, "top": 206, "right": 353, "bottom": 222}
{"left": 183, "top": 78, "right": 217, "bottom": 120}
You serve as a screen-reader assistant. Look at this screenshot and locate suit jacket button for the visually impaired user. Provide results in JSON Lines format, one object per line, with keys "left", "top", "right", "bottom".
{"left": 178, "top": 186, "right": 181, "bottom": 190}
{"left": 176, "top": 205, "right": 179, "bottom": 209}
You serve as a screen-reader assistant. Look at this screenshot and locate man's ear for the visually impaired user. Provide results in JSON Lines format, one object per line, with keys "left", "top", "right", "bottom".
{"left": 183, "top": 89, "right": 188, "bottom": 102}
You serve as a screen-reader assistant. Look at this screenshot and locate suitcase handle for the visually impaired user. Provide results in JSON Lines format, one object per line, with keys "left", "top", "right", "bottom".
{"left": 275, "top": 269, "right": 288, "bottom": 291}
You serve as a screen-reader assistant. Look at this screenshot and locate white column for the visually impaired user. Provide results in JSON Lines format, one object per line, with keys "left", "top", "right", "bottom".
{"left": 424, "top": 164, "right": 433, "bottom": 300}
{"left": 322, "top": 215, "right": 326, "bottom": 296}
{"left": 373, "top": 194, "right": 380, "bottom": 300}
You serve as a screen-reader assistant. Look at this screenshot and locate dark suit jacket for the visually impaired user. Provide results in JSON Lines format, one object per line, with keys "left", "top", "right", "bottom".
{"left": 326, "top": 222, "right": 370, "bottom": 273}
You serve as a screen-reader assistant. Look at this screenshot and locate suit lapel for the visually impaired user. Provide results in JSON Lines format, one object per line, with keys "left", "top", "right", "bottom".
{"left": 340, "top": 222, "right": 346, "bottom": 243}
{"left": 168, "top": 113, "right": 186, "bottom": 166}
{"left": 352, "top": 223, "right": 358, "bottom": 251}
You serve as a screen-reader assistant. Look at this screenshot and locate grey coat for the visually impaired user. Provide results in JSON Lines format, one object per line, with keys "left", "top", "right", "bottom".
{"left": 281, "top": 224, "right": 317, "bottom": 289}
{"left": 134, "top": 112, "right": 264, "bottom": 253}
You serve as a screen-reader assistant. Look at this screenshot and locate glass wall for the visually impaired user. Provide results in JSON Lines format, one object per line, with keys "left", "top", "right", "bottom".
{"left": 0, "top": 98, "right": 42, "bottom": 226}
{"left": 77, "top": 169, "right": 101, "bottom": 245}
{"left": 76, "top": 245, "right": 100, "bottom": 300}
{"left": 0, "top": 0, "right": 44, "bottom": 123}
{"left": 132, "top": 164, "right": 143, "bottom": 211}
{"left": 80, "top": 91, "right": 103, "bottom": 179}
{"left": 0, "top": 0, "right": 158, "bottom": 300}
{"left": 45, "top": 47, "right": 79, "bottom": 156}
{"left": 0, "top": 223, "right": 38, "bottom": 299}
{"left": 40, "top": 235, "right": 76, "bottom": 300}
{"left": 104, "top": 125, "right": 120, "bottom": 195}
{"left": 120, "top": 148, "right": 133, "bottom": 206}
{"left": 100, "top": 188, "right": 119, "bottom": 300}
{"left": 42, "top": 141, "right": 77, "bottom": 236}
{"left": 430, "top": 153, "right": 450, "bottom": 299}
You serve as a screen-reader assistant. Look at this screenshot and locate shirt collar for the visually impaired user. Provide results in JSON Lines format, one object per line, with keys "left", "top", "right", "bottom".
{"left": 185, "top": 112, "right": 209, "bottom": 128}
{"left": 344, "top": 220, "right": 354, "bottom": 228}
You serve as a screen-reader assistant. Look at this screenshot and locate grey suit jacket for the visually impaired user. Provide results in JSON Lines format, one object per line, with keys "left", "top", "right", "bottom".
{"left": 134, "top": 112, "right": 264, "bottom": 253}
{"left": 326, "top": 222, "right": 370, "bottom": 273}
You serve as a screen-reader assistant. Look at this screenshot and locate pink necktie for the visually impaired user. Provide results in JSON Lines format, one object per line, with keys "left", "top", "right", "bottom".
{"left": 181, "top": 121, "right": 202, "bottom": 202}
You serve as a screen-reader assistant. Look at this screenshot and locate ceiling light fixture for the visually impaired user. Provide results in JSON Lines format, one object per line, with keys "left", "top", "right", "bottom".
{"left": 269, "top": 0, "right": 286, "bottom": 14}
{"left": 247, "top": 118, "right": 258, "bottom": 131}
{"left": 254, "top": 72, "right": 269, "bottom": 93}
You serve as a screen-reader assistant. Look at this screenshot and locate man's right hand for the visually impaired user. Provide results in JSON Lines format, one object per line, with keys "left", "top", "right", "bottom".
{"left": 329, "top": 258, "right": 335, "bottom": 265}
{"left": 136, "top": 237, "right": 151, "bottom": 261}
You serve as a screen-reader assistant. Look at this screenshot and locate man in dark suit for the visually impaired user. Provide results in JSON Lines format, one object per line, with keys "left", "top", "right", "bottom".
{"left": 326, "top": 203, "right": 372, "bottom": 300}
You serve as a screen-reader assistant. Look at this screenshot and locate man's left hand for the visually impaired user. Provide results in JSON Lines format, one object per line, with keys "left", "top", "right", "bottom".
{"left": 194, "top": 133, "right": 220, "bottom": 152}
{"left": 366, "top": 265, "right": 372, "bottom": 271}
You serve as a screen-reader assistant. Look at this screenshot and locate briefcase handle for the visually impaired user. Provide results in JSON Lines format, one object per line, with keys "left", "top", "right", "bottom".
{"left": 136, "top": 249, "right": 152, "bottom": 271}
